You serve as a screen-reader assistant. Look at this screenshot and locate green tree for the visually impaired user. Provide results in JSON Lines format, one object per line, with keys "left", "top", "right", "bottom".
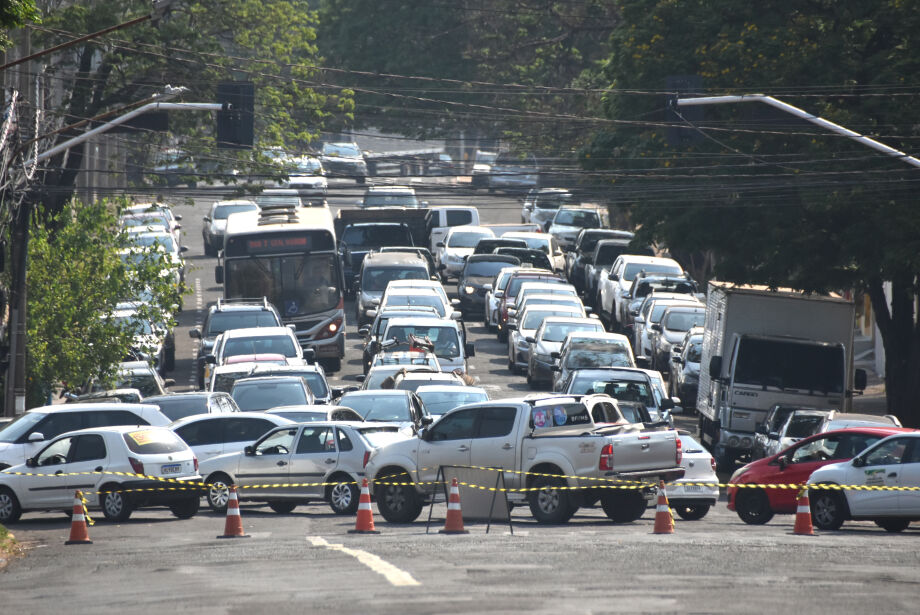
{"left": 23, "top": 199, "right": 182, "bottom": 407}
{"left": 587, "top": 1, "right": 920, "bottom": 425}
{"left": 0, "top": 0, "right": 39, "bottom": 49}
{"left": 36, "top": 0, "right": 351, "bottom": 213}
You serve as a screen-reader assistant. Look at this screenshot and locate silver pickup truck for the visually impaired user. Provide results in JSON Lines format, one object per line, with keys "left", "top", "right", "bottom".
{"left": 365, "top": 394, "right": 684, "bottom": 524}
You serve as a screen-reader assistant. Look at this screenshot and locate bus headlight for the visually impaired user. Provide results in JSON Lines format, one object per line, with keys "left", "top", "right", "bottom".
{"left": 315, "top": 317, "right": 344, "bottom": 340}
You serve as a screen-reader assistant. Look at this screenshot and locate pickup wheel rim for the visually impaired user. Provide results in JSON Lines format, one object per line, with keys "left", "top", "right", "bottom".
{"left": 537, "top": 487, "right": 560, "bottom": 513}
{"left": 383, "top": 485, "right": 407, "bottom": 512}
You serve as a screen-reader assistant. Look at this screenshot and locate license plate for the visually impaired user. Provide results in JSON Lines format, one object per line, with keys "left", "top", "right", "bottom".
{"left": 681, "top": 485, "right": 703, "bottom": 492}
{"left": 161, "top": 463, "right": 182, "bottom": 475}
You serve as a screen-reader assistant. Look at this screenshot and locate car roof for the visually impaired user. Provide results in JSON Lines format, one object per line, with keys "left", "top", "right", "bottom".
{"left": 503, "top": 232, "right": 549, "bottom": 240}
{"left": 144, "top": 392, "right": 221, "bottom": 401}
{"left": 619, "top": 255, "right": 680, "bottom": 266}
{"left": 447, "top": 225, "right": 494, "bottom": 235}
{"left": 249, "top": 364, "right": 323, "bottom": 374}
{"left": 538, "top": 316, "right": 600, "bottom": 327}
{"left": 564, "top": 331, "right": 631, "bottom": 343}
{"left": 219, "top": 326, "right": 294, "bottom": 339}
{"left": 385, "top": 317, "right": 456, "bottom": 328}
{"left": 415, "top": 385, "right": 488, "bottom": 395}
{"left": 365, "top": 185, "right": 415, "bottom": 194}
{"left": 231, "top": 375, "right": 309, "bottom": 385}
{"left": 170, "top": 411, "right": 296, "bottom": 428}
{"left": 363, "top": 253, "right": 427, "bottom": 267}
{"left": 570, "top": 368, "right": 650, "bottom": 381}
{"left": 396, "top": 372, "right": 462, "bottom": 381}
{"left": 466, "top": 254, "right": 521, "bottom": 264}
{"left": 340, "top": 389, "right": 411, "bottom": 398}
{"left": 24, "top": 403, "right": 161, "bottom": 415}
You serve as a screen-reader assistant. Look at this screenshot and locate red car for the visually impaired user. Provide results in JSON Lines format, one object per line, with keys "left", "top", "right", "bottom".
{"left": 727, "top": 426, "right": 914, "bottom": 524}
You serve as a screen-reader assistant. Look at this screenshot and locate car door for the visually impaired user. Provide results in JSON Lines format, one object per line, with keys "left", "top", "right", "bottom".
{"left": 59, "top": 434, "right": 110, "bottom": 508}
{"left": 24, "top": 435, "right": 78, "bottom": 508}
{"left": 896, "top": 439, "right": 920, "bottom": 515}
{"left": 221, "top": 417, "right": 280, "bottom": 456}
{"left": 287, "top": 425, "right": 337, "bottom": 499}
{"left": 417, "top": 409, "right": 476, "bottom": 490}
{"left": 778, "top": 435, "right": 846, "bottom": 513}
{"left": 845, "top": 436, "right": 911, "bottom": 515}
{"left": 237, "top": 427, "right": 298, "bottom": 498}
{"left": 469, "top": 406, "right": 520, "bottom": 488}
{"left": 174, "top": 417, "right": 224, "bottom": 463}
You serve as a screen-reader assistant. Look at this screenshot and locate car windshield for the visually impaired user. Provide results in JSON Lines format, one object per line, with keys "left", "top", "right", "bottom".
{"left": 416, "top": 390, "right": 489, "bottom": 415}
{"left": 115, "top": 371, "right": 161, "bottom": 397}
{"left": 223, "top": 335, "right": 297, "bottom": 359}
{"left": 292, "top": 157, "right": 322, "bottom": 174}
{"left": 498, "top": 249, "right": 549, "bottom": 268}
{"left": 623, "top": 262, "right": 682, "bottom": 281}
{"left": 323, "top": 143, "right": 360, "bottom": 157}
{"left": 786, "top": 415, "right": 824, "bottom": 438}
{"left": 123, "top": 429, "right": 188, "bottom": 454}
{"left": 554, "top": 210, "right": 600, "bottom": 227}
{"left": 256, "top": 371, "right": 328, "bottom": 398}
{"left": 128, "top": 233, "right": 177, "bottom": 253}
{"left": 342, "top": 226, "right": 410, "bottom": 248}
{"left": 340, "top": 395, "right": 410, "bottom": 422}
{"left": 363, "top": 194, "right": 419, "bottom": 208}
{"left": 205, "top": 311, "right": 278, "bottom": 336}
{"left": 122, "top": 214, "right": 170, "bottom": 229}
{"left": 649, "top": 303, "right": 696, "bottom": 323}
{"left": 466, "top": 260, "right": 515, "bottom": 278}
{"left": 448, "top": 232, "right": 491, "bottom": 248}
{"left": 686, "top": 341, "right": 703, "bottom": 363}
{"left": 508, "top": 236, "right": 550, "bottom": 253}
{"left": 113, "top": 314, "right": 154, "bottom": 335}
{"left": 363, "top": 267, "right": 429, "bottom": 292}
{"left": 214, "top": 203, "right": 258, "bottom": 220}
{"left": 506, "top": 276, "right": 562, "bottom": 297}
{"left": 522, "top": 309, "right": 579, "bottom": 330}
{"left": 534, "top": 193, "right": 573, "bottom": 210}
{"left": 212, "top": 370, "right": 248, "bottom": 393}
{"left": 541, "top": 322, "right": 602, "bottom": 342}
{"left": 232, "top": 381, "right": 309, "bottom": 411}
{"left": 383, "top": 294, "right": 445, "bottom": 316}
{"left": 476, "top": 151, "right": 497, "bottom": 164}
{"left": 576, "top": 378, "right": 653, "bottom": 405}
{"left": 663, "top": 311, "right": 705, "bottom": 332}
{"left": 385, "top": 325, "right": 461, "bottom": 358}
{"left": 0, "top": 412, "right": 45, "bottom": 443}
{"left": 255, "top": 194, "right": 302, "bottom": 209}
{"left": 566, "top": 344, "right": 633, "bottom": 368}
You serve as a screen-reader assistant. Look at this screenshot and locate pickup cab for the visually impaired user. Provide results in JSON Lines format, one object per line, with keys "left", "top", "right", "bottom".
{"left": 365, "top": 394, "right": 684, "bottom": 524}
{"left": 426, "top": 206, "right": 480, "bottom": 255}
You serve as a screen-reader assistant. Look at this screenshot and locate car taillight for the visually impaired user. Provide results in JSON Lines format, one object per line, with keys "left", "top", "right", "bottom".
{"left": 194, "top": 456, "right": 199, "bottom": 472}
{"left": 599, "top": 444, "right": 614, "bottom": 471}
{"left": 363, "top": 451, "right": 371, "bottom": 468}
{"left": 676, "top": 437, "right": 683, "bottom": 466}
{"left": 315, "top": 317, "right": 344, "bottom": 340}
{"left": 128, "top": 457, "right": 145, "bottom": 476}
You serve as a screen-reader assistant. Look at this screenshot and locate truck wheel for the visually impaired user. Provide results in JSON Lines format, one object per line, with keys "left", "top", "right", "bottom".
{"left": 600, "top": 490, "right": 647, "bottom": 523}
{"left": 375, "top": 482, "right": 422, "bottom": 523}
{"left": 735, "top": 489, "right": 774, "bottom": 525}
{"left": 674, "top": 504, "right": 710, "bottom": 521}
{"left": 528, "top": 476, "right": 575, "bottom": 524}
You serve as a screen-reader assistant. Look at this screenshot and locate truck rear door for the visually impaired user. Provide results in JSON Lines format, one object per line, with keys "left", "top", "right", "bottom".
{"left": 469, "top": 406, "right": 520, "bottom": 487}
{"left": 607, "top": 430, "right": 679, "bottom": 474}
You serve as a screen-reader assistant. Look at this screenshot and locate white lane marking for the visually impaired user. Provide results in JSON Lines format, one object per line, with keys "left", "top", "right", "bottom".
{"left": 307, "top": 536, "right": 420, "bottom": 587}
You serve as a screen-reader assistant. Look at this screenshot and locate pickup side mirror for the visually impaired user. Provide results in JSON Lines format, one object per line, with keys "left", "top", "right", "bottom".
{"left": 651, "top": 323, "right": 662, "bottom": 332}
{"left": 464, "top": 342, "right": 475, "bottom": 357}
{"left": 179, "top": 246, "right": 189, "bottom": 253}
{"left": 204, "top": 355, "right": 217, "bottom": 365}
{"left": 436, "top": 242, "right": 445, "bottom": 248}
{"left": 421, "top": 415, "right": 434, "bottom": 427}
{"left": 778, "top": 455, "right": 789, "bottom": 469}
{"left": 450, "top": 311, "right": 462, "bottom": 320}
{"left": 164, "top": 378, "right": 176, "bottom": 387}
{"left": 358, "top": 326, "right": 370, "bottom": 337}
{"left": 709, "top": 355, "right": 723, "bottom": 378}
{"left": 366, "top": 309, "right": 378, "bottom": 319}
{"left": 203, "top": 216, "right": 211, "bottom": 223}
{"left": 494, "top": 290, "right": 504, "bottom": 298}
{"left": 450, "top": 298, "right": 461, "bottom": 307}
{"left": 189, "top": 328, "right": 202, "bottom": 339}
{"left": 672, "top": 356, "right": 683, "bottom": 365}
{"left": 244, "top": 446, "right": 255, "bottom": 456}
{"left": 635, "top": 356, "right": 650, "bottom": 369}
{"left": 174, "top": 214, "right": 182, "bottom": 221}
{"left": 608, "top": 272, "right": 619, "bottom": 281}
{"left": 525, "top": 336, "right": 535, "bottom": 344}
{"left": 506, "top": 323, "right": 517, "bottom": 331}
{"left": 660, "top": 397, "right": 675, "bottom": 410}
{"left": 215, "top": 265, "right": 224, "bottom": 284}
{"left": 551, "top": 365, "right": 561, "bottom": 372}
{"left": 304, "top": 348, "right": 316, "bottom": 363}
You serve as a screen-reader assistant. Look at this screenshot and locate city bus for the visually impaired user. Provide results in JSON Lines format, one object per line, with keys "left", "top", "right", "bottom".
{"left": 215, "top": 205, "right": 345, "bottom": 370}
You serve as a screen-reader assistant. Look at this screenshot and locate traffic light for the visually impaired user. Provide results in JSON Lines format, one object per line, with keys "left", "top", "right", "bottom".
{"left": 217, "top": 81, "right": 254, "bottom": 149}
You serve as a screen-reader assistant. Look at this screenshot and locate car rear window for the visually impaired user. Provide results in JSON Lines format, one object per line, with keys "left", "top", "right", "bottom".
{"left": 123, "top": 429, "right": 188, "bottom": 454}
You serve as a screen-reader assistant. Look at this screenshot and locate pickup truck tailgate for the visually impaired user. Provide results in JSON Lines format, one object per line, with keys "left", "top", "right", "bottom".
{"left": 607, "top": 431, "right": 679, "bottom": 475}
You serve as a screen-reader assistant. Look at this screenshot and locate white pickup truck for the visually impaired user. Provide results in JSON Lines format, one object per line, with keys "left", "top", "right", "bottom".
{"left": 365, "top": 394, "right": 684, "bottom": 524}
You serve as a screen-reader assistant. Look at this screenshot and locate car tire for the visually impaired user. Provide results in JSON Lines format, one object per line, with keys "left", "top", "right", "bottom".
{"left": 528, "top": 476, "right": 576, "bottom": 524}
{"left": 735, "top": 489, "right": 774, "bottom": 525}
{"left": 374, "top": 477, "right": 423, "bottom": 523}
{"left": 674, "top": 504, "right": 710, "bottom": 521}
{"left": 100, "top": 484, "right": 133, "bottom": 522}
{"left": 205, "top": 473, "right": 232, "bottom": 513}
{"left": 322, "top": 358, "right": 342, "bottom": 373}
{"left": 169, "top": 496, "right": 200, "bottom": 519}
{"left": 268, "top": 501, "right": 298, "bottom": 514}
{"left": 600, "top": 490, "right": 647, "bottom": 523}
{"left": 0, "top": 487, "right": 22, "bottom": 524}
{"left": 809, "top": 488, "right": 846, "bottom": 530}
{"left": 875, "top": 519, "right": 911, "bottom": 533}
{"left": 327, "top": 478, "right": 360, "bottom": 515}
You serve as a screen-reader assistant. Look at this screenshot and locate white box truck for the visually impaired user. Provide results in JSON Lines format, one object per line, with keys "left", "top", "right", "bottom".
{"left": 697, "top": 282, "right": 866, "bottom": 470}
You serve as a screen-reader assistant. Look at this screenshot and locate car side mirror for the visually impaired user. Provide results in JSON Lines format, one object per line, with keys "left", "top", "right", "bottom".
{"left": 355, "top": 374, "right": 366, "bottom": 382}
{"left": 366, "top": 309, "right": 378, "bottom": 319}
{"left": 672, "top": 356, "right": 683, "bottom": 365}
{"left": 203, "top": 216, "right": 211, "bottom": 223}
{"left": 421, "top": 415, "right": 434, "bottom": 427}
{"left": 525, "top": 336, "right": 535, "bottom": 344}
{"left": 464, "top": 342, "right": 475, "bottom": 357}
{"left": 635, "top": 356, "right": 650, "bottom": 369}
{"left": 164, "top": 378, "right": 176, "bottom": 387}
{"left": 175, "top": 214, "right": 182, "bottom": 221}
{"left": 179, "top": 246, "right": 189, "bottom": 253}
{"left": 304, "top": 348, "right": 316, "bottom": 363}
{"left": 494, "top": 290, "right": 504, "bottom": 298}
{"left": 358, "top": 326, "right": 370, "bottom": 337}
{"left": 854, "top": 368, "right": 867, "bottom": 391}
{"left": 437, "top": 242, "right": 445, "bottom": 248}
{"left": 189, "top": 328, "right": 202, "bottom": 339}
{"left": 215, "top": 265, "right": 224, "bottom": 284}
{"left": 438, "top": 264, "right": 446, "bottom": 271}
{"left": 778, "top": 455, "right": 788, "bottom": 469}
{"left": 852, "top": 456, "right": 866, "bottom": 468}
{"left": 204, "top": 355, "right": 217, "bottom": 365}
{"left": 450, "top": 298, "right": 461, "bottom": 307}
{"left": 421, "top": 428, "right": 433, "bottom": 442}
{"left": 660, "top": 397, "right": 674, "bottom": 410}
{"left": 608, "top": 272, "right": 618, "bottom": 281}
{"left": 450, "top": 311, "right": 462, "bottom": 320}
{"left": 28, "top": 432, "right": 44, "bottom": 442}
{"left": 550, "top": 351, "right": 560, "bottom": 360}
{"left": 551, "top": 365, "right": 561, "bottom": 372}
{"left": 506, "top": 323, "right": 517, "bottom": 331}
{"left": 25, "top": 457, "right": 38, "bottom": 468}
{"left": 651, "top": 324, "right": 661, "bottom": 332}
{"left": 244, "top": 446, "right": 255, "bottom": 456}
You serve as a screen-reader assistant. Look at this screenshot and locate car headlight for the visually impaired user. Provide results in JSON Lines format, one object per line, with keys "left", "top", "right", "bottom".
{"left": 729, "top": 465, "right": 750, "bottom": 483}
{"left": 463, "top": 286, "right": 475, "bottom": 295}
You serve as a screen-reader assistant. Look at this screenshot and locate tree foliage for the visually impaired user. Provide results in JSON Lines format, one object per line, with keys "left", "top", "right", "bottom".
{"left": 0, "top": 0, "right": 40, "bottom": 49}
{"left": 23, "top": 199, "right": 183, "bottom": 407}
{"left": 588, "top": 0, "right": 920, "bottom": 424}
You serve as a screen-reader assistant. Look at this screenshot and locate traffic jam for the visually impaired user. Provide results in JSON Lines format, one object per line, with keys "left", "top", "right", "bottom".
{"left": 1, "top": 173, "right": 915, "bottom": 542}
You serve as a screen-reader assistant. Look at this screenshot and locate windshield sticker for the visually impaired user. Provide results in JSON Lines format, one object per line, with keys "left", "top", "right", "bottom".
{"left": 553, "top": 406, "right": 568, "bottom": 426}
{"left": 533, "top": 408, "right": 550, "bottom": 428}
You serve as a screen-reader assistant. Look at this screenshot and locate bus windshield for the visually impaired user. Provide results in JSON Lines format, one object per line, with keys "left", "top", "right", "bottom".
{"left": 225, "top": 253, "right": 340, "bottom": 317}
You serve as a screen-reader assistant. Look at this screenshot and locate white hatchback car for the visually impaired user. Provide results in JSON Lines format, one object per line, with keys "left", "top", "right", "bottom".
{"left": 0, "top": 425, "right": 201, "bottom": 523}
{"left": 200, "top": 421, "right": 408, "bottom": 515}
{"left": 170, "top": 412, "right": 294, "bottom": 464}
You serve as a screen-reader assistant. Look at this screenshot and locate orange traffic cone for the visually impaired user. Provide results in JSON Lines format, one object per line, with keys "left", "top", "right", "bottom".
{"left": 217, "top": 485, "right": 250, "bottom": 539}
{"left": 652, "top": 481, "right": 674, "bottom": 534}
{"left": 793, "top": 489, "right": 815, "bottom": 536}
{"left": 349, "top": 478, "right": 380, "bottom": 534}
{"left": 65, "top": 490, "right": 93, "bottom": 545}
{"left": 440, "top": 478, "right": 469, "bottom": 535}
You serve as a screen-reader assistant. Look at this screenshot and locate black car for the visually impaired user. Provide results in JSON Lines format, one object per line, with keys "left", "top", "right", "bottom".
{"left": 492, "top": 247, "right": 552, "bottom": 270}
{"left": 143, "top": 392, "right": 240, "bottom": 421}
{"left": 338, "top": 222, "right": 416, "bottom": 295}
{"left": 565, "top": 229, "right": 634, "bottom": 293}
{"left": 188, "top": 298, "right": 283, "bottom": 389}
{"left": 472, "top": 237, "right": 527, "bottom": 255}
{"left": 456, "top": 254, "right": 521, "bottom": 314}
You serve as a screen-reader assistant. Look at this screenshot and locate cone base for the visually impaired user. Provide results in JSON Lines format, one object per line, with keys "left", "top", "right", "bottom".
{"left": 438, "top": 529, "right": 470, "bottom": 534}
{"left": 217, "top": 534, "right": 251, "bottom": 539}
{"left": 652, "top": 529, "right": 674, "bottom": 535}
{"left": 348, "top": 529, "right": 381, "bottom": 534}
{"left": 65, "top": 539, "right": 93, "bottom": 545}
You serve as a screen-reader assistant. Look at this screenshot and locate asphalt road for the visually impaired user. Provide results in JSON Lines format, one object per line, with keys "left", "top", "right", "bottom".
{"left": 3, "top": 178, "right": 919, "bottom": 613}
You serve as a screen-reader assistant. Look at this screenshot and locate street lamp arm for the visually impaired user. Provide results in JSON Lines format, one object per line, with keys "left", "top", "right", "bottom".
{"left": 675, "top": 94, "right": 920, "bottom": 169}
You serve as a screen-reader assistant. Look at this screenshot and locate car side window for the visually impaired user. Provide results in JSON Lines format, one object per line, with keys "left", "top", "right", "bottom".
{"left": 256, "top": 428, "right": 297, "bottom": 455}
{"left": 226, "top": 418, "right": 276, "bottom": 443}
{"left": 36, "top": 436, "right": 74, "bottom": 466}
{"left": 791, "top": 436, "right": 839, "bottom": 464}
{"left": 446, "top": 210, "right": 472, "bottom": 226}
{"left": 336, "top": 428, "right": 354, "bottom": 452}
{"left": 863, "top": 437, "right": 911, "bottom": 466}
{"left": 476, "top": 407, "right": 517, "bottom": 439}
{"left": 428, "top": 410, "right": 476, "bottom": 441}
{"left": 175, "top": 420, "right": 222, "bottom": 447}
{"left": 296, "top": 426, "right": 335, "bottom": 454}
{"left": 69, "top": 434, "right": 107, "bottom": 463}
{"left": 25, "top": 412, "right": 83, "bottom": 443}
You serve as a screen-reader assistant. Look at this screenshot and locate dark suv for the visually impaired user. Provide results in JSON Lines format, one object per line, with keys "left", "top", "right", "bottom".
{"left": 189, "top": 298, "right": 283, "bottom": 389}
{"left": 338, "top": 222, "right": 415, "bottom": 294}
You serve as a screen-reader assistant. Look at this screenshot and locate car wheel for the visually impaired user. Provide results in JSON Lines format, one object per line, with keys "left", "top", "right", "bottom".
{"left": 374, "top": 480, "right": 422, "bottom": 523}
{"left": 528, "top": 476, "right": 575, "bottom": 524}
{"left": 268, "top": 501, "right": 298, "bottom": 514}
{"left": 809, "top": 488, "right": 846, "bottom": 530}
{"left": 735, "top": 489, "right": 774, "bottom": 525}
{"left": 674, "top": 504, "right": 710, "bottom": 521}
{"left": 100, "top": 485, "right": 133, "bottom": 522}
{"left": 600, "top": 490, "right": 647, "bottom": 523}
{"left": 322, "top": 358, "right": 342, "bottom": 373}
{"left": 206, "top": 473, "right": 232, "bottom": 513}
{"left": 328, "top": 479, "right": 360, "bottom": 515}
{"left": 875, "top": 519, "right": 911, "bottom": 533}
{"left": 0, "top": 487, "right": 22, "bottom": 524}
{"left": 169, "top": 497, "right": 200, "bottom": 519}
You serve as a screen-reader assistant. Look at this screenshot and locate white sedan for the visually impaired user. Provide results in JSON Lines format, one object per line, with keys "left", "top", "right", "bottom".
{"left": 664, "top": 434, "right": 719, "bottom": 520}
{"left": 808, "top": 432, "right": 920, "bottom": 532}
